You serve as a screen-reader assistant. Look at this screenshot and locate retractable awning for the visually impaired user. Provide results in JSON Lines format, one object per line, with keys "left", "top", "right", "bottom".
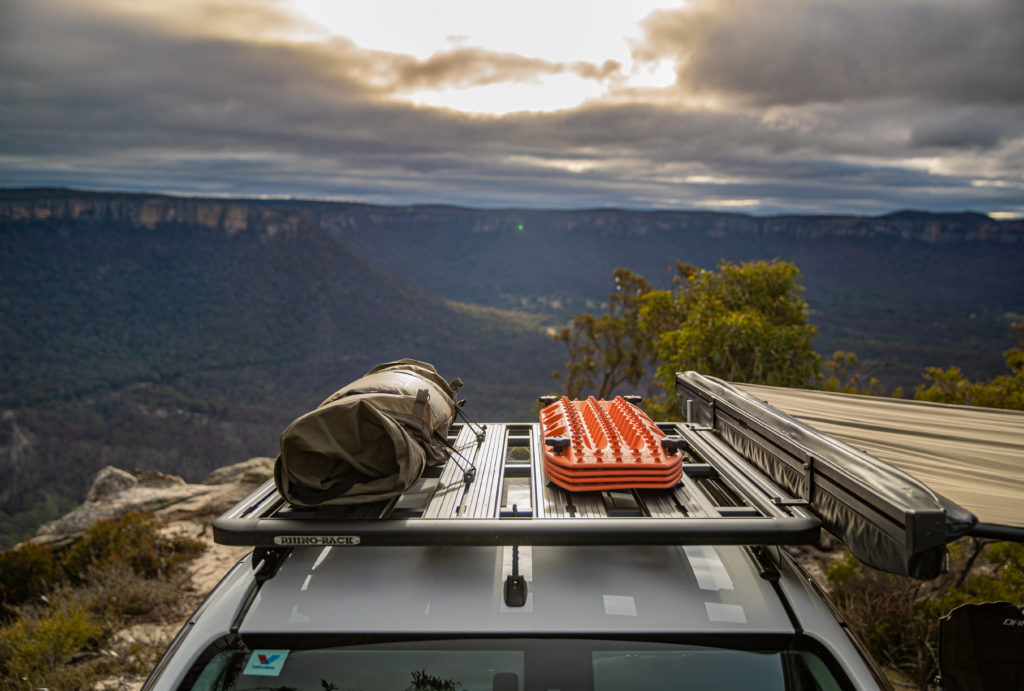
{"left": 735, "top": 384, "right": 1024, "bottom": 534}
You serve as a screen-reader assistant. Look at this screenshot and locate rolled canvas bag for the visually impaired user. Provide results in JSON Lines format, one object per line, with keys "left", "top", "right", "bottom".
{"left": 274, "top": 359, "right": 461, "bottom": 507}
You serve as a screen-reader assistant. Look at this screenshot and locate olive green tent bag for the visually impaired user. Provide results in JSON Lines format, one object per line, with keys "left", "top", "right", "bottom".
{"left": 274, "top": 359, "right": 461, "bottom": 507}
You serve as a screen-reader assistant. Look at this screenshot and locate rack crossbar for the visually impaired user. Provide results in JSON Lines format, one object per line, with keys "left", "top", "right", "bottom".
{"left": 214, "top": 513, "right": 820, "bottom": 548}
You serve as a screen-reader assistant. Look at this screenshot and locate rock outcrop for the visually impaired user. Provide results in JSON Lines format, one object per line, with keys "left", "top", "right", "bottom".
{"left": 31, "top": 457, "right": 274, "bottom": 546}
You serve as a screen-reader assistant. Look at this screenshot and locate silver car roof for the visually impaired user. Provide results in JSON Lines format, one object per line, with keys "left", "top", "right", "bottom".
{"left": 241, "top": 544, "right": 793, "bottom": 635}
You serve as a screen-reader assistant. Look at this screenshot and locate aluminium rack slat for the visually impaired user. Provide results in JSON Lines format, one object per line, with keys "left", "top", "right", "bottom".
{"left": 213, "top": 422, "right": 821, "bottom": 548}
{"left": 529, "top": 424, "right": 548, "bottom": 519}
{"left": 637, "top": 489, "right": 685, "bottom": 518}
{"left": 423, "top": 424, "right": 479, "bottom": 519}
{"left": 463, "top": 422, "right": 505, "bottom": 519}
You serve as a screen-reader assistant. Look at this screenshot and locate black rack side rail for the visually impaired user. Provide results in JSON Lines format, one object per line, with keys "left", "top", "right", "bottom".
{"left": 676, "top": 371, "right": 978, "bottom": 579}
{"left": 213, "top": 478, "right": 821, "bottom": 548}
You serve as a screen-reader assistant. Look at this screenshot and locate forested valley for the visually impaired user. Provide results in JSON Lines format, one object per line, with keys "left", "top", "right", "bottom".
{"left": 2, "top": 189, "right": 1022, "bottom": 548}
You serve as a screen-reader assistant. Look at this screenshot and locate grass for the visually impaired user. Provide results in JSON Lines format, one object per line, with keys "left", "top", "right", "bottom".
{"left": 0, "top": 513, "right": 206, "bottom": 690}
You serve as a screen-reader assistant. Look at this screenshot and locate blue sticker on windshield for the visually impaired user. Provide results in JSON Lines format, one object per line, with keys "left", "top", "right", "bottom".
{"left": 243, "top": 649, "right": 289, "bottom": 676}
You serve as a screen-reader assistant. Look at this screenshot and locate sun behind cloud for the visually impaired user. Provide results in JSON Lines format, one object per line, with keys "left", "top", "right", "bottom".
{"left": 290, "top": 0, "right": 678, "bottom": 114}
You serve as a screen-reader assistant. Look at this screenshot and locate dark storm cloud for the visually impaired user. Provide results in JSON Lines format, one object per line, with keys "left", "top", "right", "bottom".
{"left": 909, "top": 109, "right": 1023, "bottom": 150}
{"left": 639, "top": 0, "right": 1024, "bottom": 106}
{"left": 0, "top": 0, "right": 1022, "bottom": 216}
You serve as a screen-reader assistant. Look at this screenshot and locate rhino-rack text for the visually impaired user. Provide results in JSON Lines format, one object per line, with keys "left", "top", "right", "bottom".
{"left": 274, "top": 536, "right": 361, "bottom": 546}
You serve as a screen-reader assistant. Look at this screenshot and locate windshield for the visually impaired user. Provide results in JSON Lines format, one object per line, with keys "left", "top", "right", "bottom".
{"left": 179, "top": 637, "right": 847, "bottom": 690}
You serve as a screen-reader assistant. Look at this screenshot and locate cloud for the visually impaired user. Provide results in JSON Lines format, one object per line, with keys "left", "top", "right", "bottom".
{"left": 909, "top": 109, "right": 1023, "bottom": 150}
{"left": 375, "top": 47, "right": 621, "bottom": 91}
{"left": 61, "top": 0, "right": 321, "bottom": 42}
{"left": 0, "top": 0, "right": 1022, "bottom": 217}
{"left": 639, "top": 0, "right": 1024, "bottom": 106}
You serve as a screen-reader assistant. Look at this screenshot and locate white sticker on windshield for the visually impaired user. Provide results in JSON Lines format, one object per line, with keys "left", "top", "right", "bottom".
{"left": 243, "top": 650, "right": 289, "bottom": 677}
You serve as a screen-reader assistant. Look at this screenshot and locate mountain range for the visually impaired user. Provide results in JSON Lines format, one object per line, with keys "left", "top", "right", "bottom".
{"left": 1, "top": 188, "right": 1022, "bottom": 547}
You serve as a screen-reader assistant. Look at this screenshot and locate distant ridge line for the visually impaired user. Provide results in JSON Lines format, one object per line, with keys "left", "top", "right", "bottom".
{"left": 0, "top": 187, "right": 1017, "bottom": 227}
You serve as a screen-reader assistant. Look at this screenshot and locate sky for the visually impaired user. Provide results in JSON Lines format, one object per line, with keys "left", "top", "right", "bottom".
{"left": 1, "top": 0, "right": 1022, "bottom": 217}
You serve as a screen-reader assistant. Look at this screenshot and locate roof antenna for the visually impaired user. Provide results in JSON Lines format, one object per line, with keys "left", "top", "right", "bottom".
{"left": 503, "top": 505, "right": 528, "bottom": 607}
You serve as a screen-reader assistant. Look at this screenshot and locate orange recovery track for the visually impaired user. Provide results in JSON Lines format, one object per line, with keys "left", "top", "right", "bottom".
{"left": 539, "top": 396, "right": 682, "bottom": 491}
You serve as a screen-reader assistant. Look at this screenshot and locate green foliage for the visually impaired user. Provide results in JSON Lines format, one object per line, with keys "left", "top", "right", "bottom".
{"left": 551, "top": 261, "right": 820, "bottom": 417}
{"left": 0, "top": 596, "right": 105, "bottom": 689}
{"left": 822, "top": 351, "right": 903, "bottom": 397}
{"left": 84, "top": 562, "right": 190, "bottom": 620}
{"left": 552, "top": 260, "right": 820, "bottom": 405}
{"left": 827, "top": 554, "right": 938, "bottom": 689}
{"left": 912, "top": 365, "right": 1023, "bottom": 409}
{"left": 1, "top": 513, "right": 205, "bottom": 617}
{"left": 826, "top": 539, "right": 1024, "bottom": 689}
{"left": 0, "top": 512, "right": 206, "bottom": 689}
{"left": 0, "top": 568, "right": 186, "bottom": 691}
{"left": 926, "top": 541, "right": 1024, "bottom": 614}
{"left": 913, "top": 318, "right": 1024, "bottom": 410}
{"left": 62, "top": 512, "right": 205, "bottom": 582}
{"left": 0, "top": 542, "right": 57, "bottom": 617}
{"left": 641, "top": 260, "right": 820, "bottom": 392}
{"left": 410, "top": 669, "right": 462, "bottom": 691}
{"left": 553, "top": 268, "right": 655, "bottom": 399}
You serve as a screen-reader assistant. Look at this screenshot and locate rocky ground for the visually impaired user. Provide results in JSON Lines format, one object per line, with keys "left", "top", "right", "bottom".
{"left": 28, "top": 459, "right": 274, "bottom": 690}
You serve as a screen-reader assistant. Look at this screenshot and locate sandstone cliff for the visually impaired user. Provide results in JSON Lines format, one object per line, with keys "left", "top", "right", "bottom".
{"left": 2, "top": 188, "right": 1021, "bottom": 243}
{"left": 0, "top": 190, "right": 308, "bottom": 237}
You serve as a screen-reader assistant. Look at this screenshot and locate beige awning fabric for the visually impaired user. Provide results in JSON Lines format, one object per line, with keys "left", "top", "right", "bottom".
{"left": 735, "top": 384, "right": 1024, "bottom": 529}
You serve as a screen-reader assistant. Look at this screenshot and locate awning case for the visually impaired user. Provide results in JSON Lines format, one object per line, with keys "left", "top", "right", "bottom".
{"left": 736, "top": 384, "right": 1024, "bottom": 533}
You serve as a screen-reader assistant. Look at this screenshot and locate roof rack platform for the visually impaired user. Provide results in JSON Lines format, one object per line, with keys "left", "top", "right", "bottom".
{"left": 214, "top": 372, "right": 982, "bottom": 580}
{"left": 214, "top": 419, "right": 821, "bottom": 550}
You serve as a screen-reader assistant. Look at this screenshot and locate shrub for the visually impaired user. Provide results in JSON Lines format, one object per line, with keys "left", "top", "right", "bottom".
{"left": 0, "top": 542, "right": 58, "bottom": 619}
{"left": 827, "top": 539, "right": 1024, "bottom": 689}
{"left": 0, "top": 596, "right": 105, "bottom": 689}
{"left": 61, "top": 512, "right": 205, "bottom": 581}
{"left": 84, "top": 563, "right": 185, "bottom": 622}
{"left": 0, "top": 512, "right": 206, "bottom": 689}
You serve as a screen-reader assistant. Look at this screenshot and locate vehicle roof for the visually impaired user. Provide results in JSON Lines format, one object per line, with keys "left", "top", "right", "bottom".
{"left": 241, "top": 544, "right": 794, "bottom": 636}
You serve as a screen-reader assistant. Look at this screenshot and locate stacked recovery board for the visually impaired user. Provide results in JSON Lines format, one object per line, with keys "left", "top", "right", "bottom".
{"left": 540, "top": 396, "right": 682, "bottom": 491}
